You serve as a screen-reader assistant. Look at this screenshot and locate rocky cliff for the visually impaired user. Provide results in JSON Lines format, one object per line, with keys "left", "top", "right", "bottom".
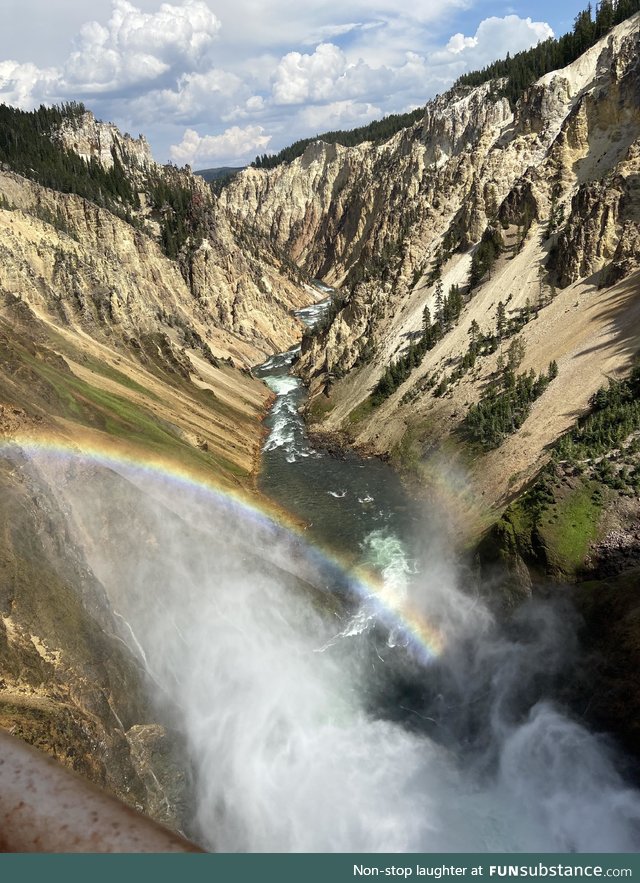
{"left": 223, "top": 13, "right": 640, "bottom": 531}
{"left": 0, "top": 110, "right": 316, "bottom": 831}
{"left": 50, "top": 108, "right": 313, "bottom": 360}
{"left": 57, "top": 110, "right": 155, "bottom": 173}
{"left": 1, "top": 7, "right": 640, "bottom": 837}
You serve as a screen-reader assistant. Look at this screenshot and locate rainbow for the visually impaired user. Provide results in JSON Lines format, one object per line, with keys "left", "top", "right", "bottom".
{"left": 0, "top": 430, "right": 445, "bottom": 664}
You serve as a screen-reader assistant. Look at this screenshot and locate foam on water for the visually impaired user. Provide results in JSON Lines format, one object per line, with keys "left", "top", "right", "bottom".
{"left": 5, "top": 438, "right": 640, "bottom": 852}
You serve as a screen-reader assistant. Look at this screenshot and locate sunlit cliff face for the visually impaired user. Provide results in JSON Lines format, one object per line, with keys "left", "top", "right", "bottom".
{"left": 18, "top": 448, "right": 640, "bottom": 853}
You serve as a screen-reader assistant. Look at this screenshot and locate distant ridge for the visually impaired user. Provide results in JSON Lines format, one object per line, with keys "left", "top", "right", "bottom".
{"left": 194, "top": 166, "right": 245, "bottom": 183}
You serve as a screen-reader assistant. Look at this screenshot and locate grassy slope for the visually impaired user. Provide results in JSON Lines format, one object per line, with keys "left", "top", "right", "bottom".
{"left": 0, "top": 299, "right": 273, "bottom": 818}
{"left": 0, "top": 305, "right": 270, "bottom": 490}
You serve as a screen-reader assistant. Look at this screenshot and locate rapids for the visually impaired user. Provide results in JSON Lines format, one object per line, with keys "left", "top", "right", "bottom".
{"left": 12, "top": 287, "right": 640, "bottom": 853}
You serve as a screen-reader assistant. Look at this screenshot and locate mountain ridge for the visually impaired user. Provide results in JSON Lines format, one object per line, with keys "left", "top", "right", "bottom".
{"left": 218, "top": 12, "right": 640, "bottom": 534}
{"left": 0, "top": 6, "right": 640, "bottom": 834}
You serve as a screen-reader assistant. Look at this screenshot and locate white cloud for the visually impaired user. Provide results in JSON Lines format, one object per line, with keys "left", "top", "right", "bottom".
{"left": 270, "top": 42, "right": 428, "bottom": 109}
{"left": 0, "top": 0, "right": 223, "bottom": 107}
{"left": 245, "top": 96, "right": 265, "bottom": 112}
{"left": 222, "top": 94, "right": 268, "bottom": 122}
{"left": 0, "top": 60, "right": 59, "bottom": 108}
{"left": 300, "top": 20, "right": 384, "bottom": 47}
{"left": 431, "top": 15, "right": 553, "bottom": 68}
{"left": 446, "top": 33, "right": 478, "bottom": 54}
{"left": 62, "top": 0, "right": 221, "bottom": 94}
{"left": 297, "top": 99, "right": 383, "bottom": 133}
{"left": 272, "top": 43, "right": 350, "bottom": 105}
{"left": 0, "top": 3, "right": 555, "bottom": 164}
{"left": 169, "top": 124, "right": 271, "bottom": 165}
{"left": 206, "top": 0, "right": 468, "bottom": 63}
{"left": 165, "top": 68, "right": 245, "bottom": 114}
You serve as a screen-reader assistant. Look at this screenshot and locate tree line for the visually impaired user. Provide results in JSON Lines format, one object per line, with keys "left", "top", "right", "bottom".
{"left": 555, "top": 367, "right": 640, "bottom": 462}
{"left": 369, "top": 281, "right": 466, "bottom": 406}
{"left": 0, "top": 102, "right": 214, "bottom": 264}
{"left": 0, "top": 102, "right": 139, "bottom": 215}
{"left": 252, "top": 107, "right": 425, "bottom": 170}
{"left": 463, "top": 359, "right": 558, "bottom": 449}
{"left": 455, "top": 0, "right": 640, "bottom": 107}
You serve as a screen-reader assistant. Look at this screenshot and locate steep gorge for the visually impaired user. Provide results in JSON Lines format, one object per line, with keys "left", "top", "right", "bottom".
{"left": 1, "top": 8, "right": 640, "bottom": 845}
{"left": 0, "top": 111, "right": 319, "bottom": 829}
{"left": 220, "top": 12, "right": 640, "bottom": 770}
{"left": 223, "top": 14, "right": 640, "bottom": 534}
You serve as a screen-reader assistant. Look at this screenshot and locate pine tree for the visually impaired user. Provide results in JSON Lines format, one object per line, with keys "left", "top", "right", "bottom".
{"left": 434, "top": 278, "right": 444, "bottom": 322}
{"left": 422, "top": 305, "right": 431, "bottom": 335}
{"left": 468, "top": 319, "right": 481, "bottom": 356}
{"left": 496, "top": 301, "right": 506, "bottom": 338}
{"left": 448, "top": 283, "right": 463, "bottom": 320}
{"left": 507, "top": 337, "right": 526, "bottom": 370}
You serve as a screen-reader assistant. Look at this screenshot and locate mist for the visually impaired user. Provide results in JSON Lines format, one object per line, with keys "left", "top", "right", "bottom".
{"left": 23, "top": 449, "right": 640, "bottom": 852}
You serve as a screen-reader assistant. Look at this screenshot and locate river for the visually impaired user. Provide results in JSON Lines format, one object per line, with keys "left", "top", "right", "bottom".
{"left": 256, "top": 294, "right": 422, "bottom": 586}
{"left": 239, "top": 289, "right": 640, "bottom": 852}
{"left": 24, "top": 292, "right": 640, "bottom": 852}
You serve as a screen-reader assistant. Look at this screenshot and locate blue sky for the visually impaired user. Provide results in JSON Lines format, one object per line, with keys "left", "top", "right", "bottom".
{"left": 0, "top": 0, "right": 591, "bottom": 167}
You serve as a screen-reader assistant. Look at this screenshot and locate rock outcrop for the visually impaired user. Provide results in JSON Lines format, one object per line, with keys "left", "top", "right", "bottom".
{"left": 223, "top": 15, "right": 639, "bottom": 381}
{"left": 57, "top": 110, "right": 155, "bottom": 175}
{"left": 0, "top": 112, "right": 316, "bottom": 830}
{"left": 220, "top": 14, "right": 640, "bottom": 527}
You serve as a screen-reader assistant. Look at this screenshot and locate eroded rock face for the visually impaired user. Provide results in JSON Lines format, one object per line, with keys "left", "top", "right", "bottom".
{"left": 0, "top": 454, "right": 185, "bottom": 827}
{"left": 554, "top": 177, "right": 626, "bottom": 285}
{"left": 57, "top": 111, "right": 155, "bottom": 175}
{"left": 223, "top": 16, "right": 640, "bottom": 388}
{"left": 47, "top": 109, "right": 312, "bottom": 360}
{"left": 0, "top": 168, "right": 307, "bottom": 364}
{"left": 421, "top": 80, "right": 513, "bottom": 166}
{"left": 554, "top": 139, "right": 640, "bottom": 286}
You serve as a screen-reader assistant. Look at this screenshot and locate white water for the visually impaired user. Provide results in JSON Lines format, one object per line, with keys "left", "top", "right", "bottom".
{"left": 13, "top": 281, "right": 640, "bottom": 851}
{"left": 21, "top": 450, "right": 640, "bottom": 853}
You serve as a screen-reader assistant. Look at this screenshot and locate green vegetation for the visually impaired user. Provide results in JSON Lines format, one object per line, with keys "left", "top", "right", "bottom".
{"left": 302, "top": 292, "right": 348, "bottom": 344}
{"left": 195, "top": 166, "right": 245, "bottom": 195}
{"left": 78, "top": 352, "right": 162, "bottom": 401}
{"left": 0, "top": 102, "right": 217, "bottom": 263}
{"left": 252, "top": 108, "right": 425, "bottom": 169}
{"left": 463, "top": 360, "right": 557, "bottom": 449}
{"left": 345, "top": 233, "right": 411, "bottom": 289}
{"left": 551, "top": 365, "right": 640, "bottom": 495}
{"left": 370, "top": 282, "right": 466, "bottom": 406}
{"left": 390, "top": 418, "right": 436, "bottom": 472}
{"left": 146, "top": 171, "right": 208, "bottom": 259}
{"left": 493, "top": 471, "right": 605, "bottom": 580}
{"left": 455, "top": 0, "right": 640, "bottom": 107}
{"left": 484, "top": 363, "right": 640, "bottom": 582}
{"left": 346, "top": 397, "right": 376, "bottom": 426}
{"left": 555, "top": 367, "right": 640, "bottom": 464}
{"left": 468, "top": 227, "right": 504, "bottom": 290}
{"left": 0, "top": 103, "right": 139, "bottom": 215}
{"left": 195, "top": 166, "right": 245, "bottom": 182}
{"left": 368, "top": 252, "right": 548, "bottom": 411}
{"left": 546, "top": 194, "right": 566, "bottom": 239}
{"left": 538, "top": 480, "right": 603, "bottom": 573}
{"left": 306, "top": 394, "right": 336, "bottom": 424}
{"left": 0, "top": 319, "right": 249, "bottom": 484}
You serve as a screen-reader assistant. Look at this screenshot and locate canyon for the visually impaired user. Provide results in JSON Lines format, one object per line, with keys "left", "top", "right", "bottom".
{"left": 0, "top": 9, "right": 639, "bottom": 847}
